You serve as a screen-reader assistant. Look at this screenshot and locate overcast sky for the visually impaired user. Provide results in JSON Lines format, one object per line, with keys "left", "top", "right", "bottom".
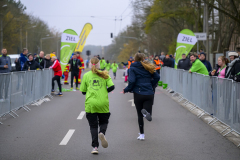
{"left": 20, "top": 0, "right": 133, "bottom": 46}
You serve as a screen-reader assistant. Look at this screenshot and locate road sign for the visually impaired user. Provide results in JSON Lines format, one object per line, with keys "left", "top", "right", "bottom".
{"left": 194, "top": 33, "right": 207, "bottom": 41}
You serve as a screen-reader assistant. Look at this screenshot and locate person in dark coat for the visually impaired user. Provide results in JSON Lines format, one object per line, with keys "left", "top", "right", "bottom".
{"left": 42, "top": 54, "right": 53, "bottom": 68}
{"left": 22, "top": 54, "right": 42, "bottom": 71}
{"left": 199, "top": 52, "right": 212, "bottom": 72}
{"left": 225, "top": 51, "right": 240, "bottom": 82}
{"left": 35, "top": 51, "right": 45, "bottom": 67}
{"left": 177, "top": 53, "right": 191, "bottom": 70}
{"left": 163, "top": 55, "right": 173, "bottom": 68}
{"left": 123, "top": 52, "right": 160, "bottom": 141}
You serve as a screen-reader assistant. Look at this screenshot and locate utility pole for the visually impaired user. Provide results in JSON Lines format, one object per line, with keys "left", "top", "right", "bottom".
{"left": 203, "top": 3, "right": 209, "bottom": 60}
{"left": 0, "top": 20, "right": 2, "bottom": 51}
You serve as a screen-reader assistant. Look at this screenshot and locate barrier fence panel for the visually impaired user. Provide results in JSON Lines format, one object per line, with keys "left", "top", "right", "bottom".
{"left": 212, "top": 77, "right": 218, "bottom": 115}
{"left": 216, "top": 78, "right": 233, "bottom": 125}
{"left": 10, "top": 72, "right": 25, "bottom": 111}
{"left": 231, "top": 82, "right": 240, "bottom": 133}
{"left": 0, "top": 73, "right": 11, "bottom": 116}
{"left": 23, "top": 71, "right": 35, "bottom": 105}
{"left": 34, "top": 70, "right": 43, "bottom": 101}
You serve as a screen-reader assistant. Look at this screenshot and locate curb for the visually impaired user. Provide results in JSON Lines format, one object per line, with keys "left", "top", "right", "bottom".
{"left": 158, "top": 87, "right": 240, "bottom": 149}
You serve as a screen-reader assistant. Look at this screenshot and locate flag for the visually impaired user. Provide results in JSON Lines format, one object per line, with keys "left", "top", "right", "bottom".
{"left": 75, "top": 23, "right": 93, "bottom": 52}
{"left": 174, "top": 29, "right": 197, "bottom": 68}
{"left": 60, "top": 29, "right": 78, "bottom": 73}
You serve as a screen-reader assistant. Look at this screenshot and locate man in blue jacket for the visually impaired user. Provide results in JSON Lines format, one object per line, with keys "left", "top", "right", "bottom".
{"left": 15, "top": 48, "right": 28, "bottom": 71}
{"left": 199, "top": 52, "right": 212, "bottom": 72}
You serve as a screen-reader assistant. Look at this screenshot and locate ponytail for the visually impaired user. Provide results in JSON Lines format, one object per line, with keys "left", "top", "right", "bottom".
{"left": 140, "top": 61, "right": 156, "bottom": 74}
{"left": 91, "top": 65, "right": 109, "bottom": 79}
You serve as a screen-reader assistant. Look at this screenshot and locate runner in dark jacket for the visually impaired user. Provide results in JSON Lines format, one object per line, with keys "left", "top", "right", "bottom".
{"left": 177, "top": 53, "right": 191, "bottom": 70}
{"left": 22, "top": 54, "right": 42, "bottom": 71}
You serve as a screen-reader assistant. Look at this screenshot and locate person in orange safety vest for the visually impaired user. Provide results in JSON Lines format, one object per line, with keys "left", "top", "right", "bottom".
{"left": 64, "top": 63, "right": 70, "bottom": 84}
{"left": 154, "top": 55, "right": 163, "bottom": 74}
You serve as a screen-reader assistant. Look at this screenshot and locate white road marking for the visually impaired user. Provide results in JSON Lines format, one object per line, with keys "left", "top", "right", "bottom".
{"left": 77, "top": 111, "right": 86, "bottom": 120}
{"left": 59, "top": 129, "right": 75, "bottom": 145}
{"left": 128, "top": 99, "right": 135, "bottom": 107}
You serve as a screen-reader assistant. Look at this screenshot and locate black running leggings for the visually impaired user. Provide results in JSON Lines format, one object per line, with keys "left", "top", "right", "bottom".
{"left": 52, "top": 75, "right": 62, "bottom": 92}
{"left": 134, "top": 93, "right": 154, "bottom": 134}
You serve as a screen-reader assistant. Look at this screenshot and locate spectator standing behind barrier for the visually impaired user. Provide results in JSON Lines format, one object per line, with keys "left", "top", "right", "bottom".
{"left": 163, "top": 55, "right": 173, "bottom": 68}
{"left": 159, "top": 52, "right": 165, "bottom": 60}
{"left": 123, "top": 53, "right": 160, "bottom": 141}
{"left": 225, "top": 51, "right": 240, "bottom": 82}
{"left": 0, "top": 48, "right": 11, "bottom": 102}
{"left": 199, "top": 52, "right": 212, "bottom": 72}
{"left": 70, "top": 54, "right": 82, "bottom": 90}
{"left": 42, "top": 54, "right": 53, "bottom": 68}
{"left": 22, "top": 54, "right": 42, "bottom": 71}
{"left": 148, "top": 55, "right": 153, "bottom": 63}
{"left": 210, "top": 56, "right": 229, "bottom": 78}
{"left": 189, "top": 54, "right": 209, "bottom": 75}
{"left": 0, "top": 48, "right": 11, "bottom": 73}
{"left": 35, "top": 51, "right": 45, "bottom": 67}
{"left": 50, "top": 56, "right": 62, "bottom": 96}
{"left": 97, "top": 55, "right": 101, "bottom": 60}
{"left": 105, "top": 60, "right": 111, "bottom": 71}
{"left": 177, "top": 53, "right": 191, "bottom": 70}
{"left": 15, "top": 48, "right": 28, "bottom": 71}
{"left": 169, "top": 55, "right": 175, "bottom": 68}
{"left": 80, "top": 57, "right": 115, "bottom": 154}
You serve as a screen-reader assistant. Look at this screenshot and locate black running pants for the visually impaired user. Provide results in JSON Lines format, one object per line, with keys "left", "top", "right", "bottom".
{"left": 52, "top": 75, "right": 62, "bottom": 92}
{"left": 134, "top": 93, "right": 154, "bottom": 134}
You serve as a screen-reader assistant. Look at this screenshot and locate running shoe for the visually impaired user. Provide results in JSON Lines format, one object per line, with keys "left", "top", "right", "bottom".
{"left": 98, "top": 133, "right": 108, "bottom": 148}
{"left": 57, "top": 92, "right": 63, "bottom": 96}
{"left": 76, "top": 87, "right": 79, "bottom": 90}
{"left": 70, "top": 87, "right": 73, "bottom": 90}
{"left": 91, "top": 147, "right": 98, "bottom": 154}
{"left": 137, "top": 133, "right": 145, "bottom": 141}
{"left": 51, "top": 89, "right": 55, "bottom": 93}
{"left": 141, "top": 109, "right": 152, "bottom": 121}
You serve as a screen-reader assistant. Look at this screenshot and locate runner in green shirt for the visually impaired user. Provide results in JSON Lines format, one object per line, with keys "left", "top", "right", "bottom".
{"left": 80, "top": 57, "right": 115, "bottom": 154}
{"left": 111, "top": 61, "right": 118, "bottom": 79}
{"left": 100, "top": 57, "right": 106, "bottom": 71}
{"left": 105, "top": 60, "right": 111, "bottom": 71}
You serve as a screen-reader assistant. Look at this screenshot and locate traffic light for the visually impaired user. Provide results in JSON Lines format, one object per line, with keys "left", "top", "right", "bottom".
{"left": 111, "top": 33, "right": 113, "bottom": 38}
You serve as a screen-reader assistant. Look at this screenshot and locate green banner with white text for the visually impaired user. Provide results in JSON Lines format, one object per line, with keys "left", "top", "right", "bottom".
{"left": 60, "top": 29, "right": 78, "bottom": 73}
{"left": 174, "top": 29, "right": 197, "bottom": 68}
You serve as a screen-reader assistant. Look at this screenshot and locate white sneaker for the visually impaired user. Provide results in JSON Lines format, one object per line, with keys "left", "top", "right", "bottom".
{"left": 137, "top": 133, "right": 145, "bottom": 141}
{"left": 91, "top": 147, "right": 98, "bottom": 154}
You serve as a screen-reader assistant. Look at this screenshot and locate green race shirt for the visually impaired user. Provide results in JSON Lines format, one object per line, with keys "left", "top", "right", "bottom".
{"left": 105, "top": 63, "right": 111, "bottom": 71}
{"left": 100, "top": 59, "right": 106, "bottom": 69}
{"left": 111, "top": 63, "right": 118, "bottom": 73}
{"left": 80, "top": 71, "right": 114, "bottom": 113}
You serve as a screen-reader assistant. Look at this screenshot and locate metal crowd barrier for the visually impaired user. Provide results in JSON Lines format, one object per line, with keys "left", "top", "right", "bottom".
{"left": 161, "top": 67, "right": 240, "bottom": 141}
{"left": 0, "top": 69, "right": 53, "bottom": 124}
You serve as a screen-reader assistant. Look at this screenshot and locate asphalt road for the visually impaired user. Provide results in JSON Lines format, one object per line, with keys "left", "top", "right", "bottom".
{"left": 0, "top": 70, "right": 240, "bottom": 160}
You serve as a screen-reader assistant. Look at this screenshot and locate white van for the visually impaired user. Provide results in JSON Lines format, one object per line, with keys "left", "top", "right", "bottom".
{"left": 8, "top": 54, "right": 20, "bottom": 71}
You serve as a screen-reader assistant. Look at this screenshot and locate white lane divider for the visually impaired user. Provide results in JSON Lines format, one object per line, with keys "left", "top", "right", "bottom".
{"left": 77, "top": 111, "right": 86, "bottom": 120}
{"left": 128, "top": 99, "right": 135, "bottom": 107}
{"left": 59, "top": 129, "right": 75, "bottom": 145}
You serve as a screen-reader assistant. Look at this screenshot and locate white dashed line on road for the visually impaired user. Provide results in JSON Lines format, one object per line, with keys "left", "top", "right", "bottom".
{"left": 77, "top": 111, "right": 86, "bottom": 120}
{"left": 59, "top": 129, "right": 75, "bottom": 145}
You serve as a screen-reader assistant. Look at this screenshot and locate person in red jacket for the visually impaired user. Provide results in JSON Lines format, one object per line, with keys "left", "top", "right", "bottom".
{"left": 75, "top": 52, "right": 84, "bottom": 84}
{"left": 50, "top": 56, "right": 62, "bottom": 96}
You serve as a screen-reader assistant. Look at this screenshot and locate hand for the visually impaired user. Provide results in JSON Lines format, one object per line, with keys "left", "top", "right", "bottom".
{"left": 189, "top": 70, "right": 192, "bottom": 73}
{"left": 123, "top": 89, "right": 125, "bottom": 94}
{"left": 211, "top": 71, "right": 215, "bottom": 76}
{"left": 4, "top": 65, "right": 8, "bottom": 68}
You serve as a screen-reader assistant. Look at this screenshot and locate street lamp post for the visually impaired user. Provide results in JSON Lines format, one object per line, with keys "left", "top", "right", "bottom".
{"left": 0, "top": 4, "right": 7, "bottom": 51}
{"left": 26, "top": 26, "right": 36, "bottom": 48}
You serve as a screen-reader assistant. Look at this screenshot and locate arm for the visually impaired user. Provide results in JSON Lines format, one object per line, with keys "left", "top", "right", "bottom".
{"left": 80, "top": 74, "right": 87, "bottom": 94}
{"left": 106, "top": 75, "right": 115, "bottom": 93}
{"left": 124, "top": 68, "right": 136, "bottom": 93}
{"left": 189, "top": 61, "right": 199, "bottom": 73}
{"left": 8, "top": 57, "right": 12, "bottom": 71}
{"left": 36, "top": 62, "right": 43, "bottom": 70}
{"left": 22, "top": 63, "right": 28, "bottom": 71}
{"left": 0, "top": 58, "right": 4, "bottom": 68}
{"left": 151, "top": 71, "right": 160, "bottom": 88}
{"left": 107, "top": 85, "right": 115, "bottom": 93}
{"left": 122, "top": 62, "right": 128, "bottom": 66}
{"left": 50, "top": 60, "right": 58, "bottom": 69}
